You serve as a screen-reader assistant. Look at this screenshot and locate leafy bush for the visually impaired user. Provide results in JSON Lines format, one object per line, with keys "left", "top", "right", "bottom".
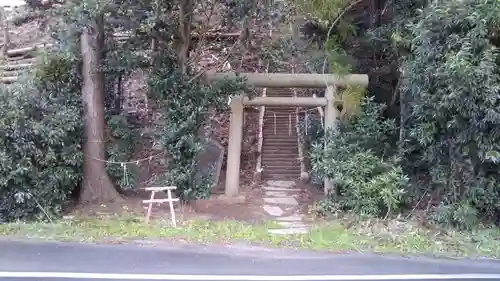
{"left": 147, "top": 53, "right": 249, "bottom": 201}
{"left": 310, "top": 98, "right": 408, "bottom": 217}
{"left": 401, "top": 0, "right": 500, "bottom": 228}
{"left": 105, "top": 114, "right": 140, "bottom": 190}
{"left": 0, "top": 52, "right": 83, "bottom": 222}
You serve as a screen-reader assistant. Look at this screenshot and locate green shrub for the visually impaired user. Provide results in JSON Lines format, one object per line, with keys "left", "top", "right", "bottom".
{"left": 0, "top": 52, "right": 83, "bottom": 222}
{"left": 310, "top": 98, "right": 408, "bottom": 217}
{"left": 105, "top": 114, "right": 140, "bottom": 191}
{"left": 401, "top": 0, "right": 500, "bottom": 227}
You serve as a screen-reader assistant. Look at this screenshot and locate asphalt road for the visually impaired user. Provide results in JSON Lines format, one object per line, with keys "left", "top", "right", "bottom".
{"left": 0, "top": 239, "right": 500, "bottom": 280}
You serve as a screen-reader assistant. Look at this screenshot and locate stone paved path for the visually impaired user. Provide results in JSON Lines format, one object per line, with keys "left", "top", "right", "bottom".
{"left": 261, "top": 180, "right": 309, "bottom": 235}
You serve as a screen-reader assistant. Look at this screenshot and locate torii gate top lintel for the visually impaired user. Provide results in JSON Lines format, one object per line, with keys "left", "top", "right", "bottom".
{"left": 205, "top": 71, "right": 369, "bottom": 88}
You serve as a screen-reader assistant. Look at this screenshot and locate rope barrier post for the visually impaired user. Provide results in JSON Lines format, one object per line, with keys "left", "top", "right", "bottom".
{"left": 142, "top": 186, "right": 179, "bottom": 227}
{"left": 166, "top": 188, "right": 176, "bottom": 227}
{"left": 145, "top": 190, "right": 156, "bottom": 224}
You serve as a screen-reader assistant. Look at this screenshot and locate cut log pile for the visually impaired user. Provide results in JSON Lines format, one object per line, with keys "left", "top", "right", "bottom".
{"left": 0, "top": 5, "right": 53, "bottom": 84}
{"left": 0, "top": 44, "right": 51, "bottom": 84}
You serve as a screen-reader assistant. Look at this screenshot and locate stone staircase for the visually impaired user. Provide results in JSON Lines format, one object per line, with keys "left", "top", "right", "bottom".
{"left": 261, "top": 88, "right": 300, "bottom": 180}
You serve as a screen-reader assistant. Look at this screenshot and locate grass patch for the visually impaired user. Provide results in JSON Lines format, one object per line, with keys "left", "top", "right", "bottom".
{"left": 1, "top": 215, "right": 499, "bottom": 258}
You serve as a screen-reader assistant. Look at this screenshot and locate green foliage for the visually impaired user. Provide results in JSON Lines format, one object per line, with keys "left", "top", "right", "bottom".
{"left": 400, "top": 0, "right": 500, "bottom": 228}
{"left": 0, "top": 52, "right": 83, "bottom": 222}
{"left": 105, "top": 114, "right": 140, "bottom": 190}
{"left": 431, "top": 201, "right": 480, "bottom": 231}
{"left": 297, "top": 0, "right": 352, "bottom": 30}
{"left": 310, "top": 98, "right": 408, "bottom": 217}
{"left": 148, "top": 52, "right": 249, "bottom": 201}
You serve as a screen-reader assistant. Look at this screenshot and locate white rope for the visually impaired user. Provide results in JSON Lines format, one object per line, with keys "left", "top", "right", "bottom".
{"left": 121, "top": 163, "right": 129, "bottom": 187}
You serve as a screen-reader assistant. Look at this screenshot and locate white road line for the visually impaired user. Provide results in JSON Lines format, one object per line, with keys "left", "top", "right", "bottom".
{"left": 0, "top": 272, "right": 499, "bottom": 280}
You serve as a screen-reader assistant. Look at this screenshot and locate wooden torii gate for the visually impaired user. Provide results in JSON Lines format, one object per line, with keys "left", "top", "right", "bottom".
{"left": 205, "top": 72, "right": 369, "bottom": 197}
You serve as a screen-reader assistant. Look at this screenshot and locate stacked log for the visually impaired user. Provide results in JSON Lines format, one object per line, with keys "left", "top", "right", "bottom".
{"left": 0, "top": 44, "right": 52, "bottom": 84}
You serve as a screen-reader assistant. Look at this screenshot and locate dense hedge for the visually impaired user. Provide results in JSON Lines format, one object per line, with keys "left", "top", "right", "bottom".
{"left": 0, "top": 52, "right": 83, "bottom": 222}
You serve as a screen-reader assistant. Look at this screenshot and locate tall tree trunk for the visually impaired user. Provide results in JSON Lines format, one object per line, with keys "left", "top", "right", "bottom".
{"left": 178, "top": 0, "right": 193, "bottom": 74}
{"left": 80, "top": 14, "right": 120, "bottom": 204}
{"left": 0, "top": 7, "right": 10, "bottom": 58}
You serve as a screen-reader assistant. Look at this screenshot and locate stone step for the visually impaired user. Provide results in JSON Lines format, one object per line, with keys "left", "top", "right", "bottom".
{"left": 263, "top": 133, "right": 297, "bottom": 138}
{"left": 262, "top": 128, "right": 296, "bottom": 132}
{"left": 262, "top": 163, "right": 300, "bottom": 169}
{"left": 263, "top": 135, "right": 297, "bottom": 139}
{"left": 263, "top": 120, "right": 295, "bottom": 124}
{"left": 262, "top": 152, "right": 299, "bottom": 158}
{"left": 263, "top": 118, "right": 296, "bottom": 123}
{"left": 262, "top": 140, "right": 297, "bottom": 145}
{"left": 263, "top": 166, "right": 301, "bottom": 172}
{"left": 263, "top": 171, "right": 300, "bottom": 176}
{"left": 263, "top": 135, "right": 297, "bottom": 138}
{"left": 262, "top": 156, "right": 300, "bottom": 162}
{"left": 262, "top": 156, "right": 299, "bottom": 161}
{"left": 262, "top": 164, "right": 301, "bottom": 170}
{"left": 263, "top": 125, "right": 296, "bottom": 129}
{"left": 263, "top": 140, "right": 298, "bottom": 145}
{"left": 263, "top": 174, "right": 300, "bottom": 180}
{"left": 262, "top": 134, "right": 297, "bottom": 139}
{"left": 262, "top": 157, "right": 300, "bottom": 163}
{"left": 262, "top": 146, "right": 298, "bottom": 151}
{"left": 262, "top": 164, "right": 300, "bottom": 169}
{"left": 262, "top": 147, "right": 298, "bottom": 154}
{"left": 263, "top": 123, "right": 296, "bottom": 127}
{"left": 262, "top": 162, "right": 300, "bottom": 167}
{"left": 262, "top": 127, "right": 296, "bottom": 132}
{"left": 262, "top": 161, "right": 300, "bottom": 166}
{"left": 262, "top": 146, "right": 297, "bottom": 149}
{"left": 263, "top": 123, "right": 295, "bottom": 127}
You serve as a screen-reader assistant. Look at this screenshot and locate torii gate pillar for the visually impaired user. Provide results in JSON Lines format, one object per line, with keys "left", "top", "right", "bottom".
{"left": 225, "top": 95, "right": 244, "bottom": 197}
{"left": 324, "top": 86, "right": 338, "bottom": 195}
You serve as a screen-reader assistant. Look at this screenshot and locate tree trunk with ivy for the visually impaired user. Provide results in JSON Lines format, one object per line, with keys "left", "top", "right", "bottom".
{"left": 80, "top": 14, "right": 120, "bottom": 204}
{"left": 177, "top": 0, "right": 193, "bottom": 74}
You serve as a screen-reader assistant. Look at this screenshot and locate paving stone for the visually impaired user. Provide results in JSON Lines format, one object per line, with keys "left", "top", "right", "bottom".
{"left": 262, "top": 186, "right": 301, "bottom": 192}
{"left": 264, "top": 191, "right": 289, "bottom": 197}
{"left": 262, "top": 205, "right": 284, "bottom": 216}
{"left": 277, "top": 214, "right": 303, "bottom": 221}
{"left": 277, "top": 221, "right": 308, "bottom": 228}
{"left": 268, "top": 228, "right": 309, "bottom": 235}
{"left": 265, "top": 180, "right": 295, "bottom": 188}
{"left": 264, "top": 197, "right": 298, "bottom": 206}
